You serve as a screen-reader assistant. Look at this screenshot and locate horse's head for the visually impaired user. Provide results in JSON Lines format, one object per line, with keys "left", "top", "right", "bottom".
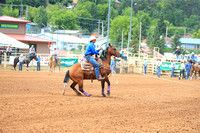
{"left": 107, "top": 43, "right": 121, "bottom": 57}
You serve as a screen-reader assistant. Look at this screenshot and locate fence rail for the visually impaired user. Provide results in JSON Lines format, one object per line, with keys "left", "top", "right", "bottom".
{"left": 0, "top": 52, "right": 181, "bottom": 76}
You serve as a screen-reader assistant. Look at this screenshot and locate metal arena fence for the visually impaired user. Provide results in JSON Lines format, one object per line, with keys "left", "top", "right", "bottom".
{"left": 0, "top": 52, "right": 182, "bottom": 76}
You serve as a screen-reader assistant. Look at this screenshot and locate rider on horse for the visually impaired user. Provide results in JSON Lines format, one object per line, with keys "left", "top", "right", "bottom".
{"left": 85, "top": 36, "right": 104, "bottom": 81}
{"left": 48, "top": 45, "right": 59, "bottom": 64}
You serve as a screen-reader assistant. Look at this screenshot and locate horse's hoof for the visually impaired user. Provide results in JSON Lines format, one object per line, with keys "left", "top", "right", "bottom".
{"left": 77, "top": 93, "right": 82, "bottom": 96}
{"left": 102, "top": 94, "right": 106, "bottom": 97}
{"left": 88, "top": 94, "right": 92, "bottom": 97}
{"left": 107, "top": 92, "right": 110, "bottom": 96}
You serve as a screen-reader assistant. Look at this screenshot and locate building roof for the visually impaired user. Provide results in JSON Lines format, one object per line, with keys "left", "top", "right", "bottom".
{"left": 35, "top": 33, "right": 87, "bottom": 44}
{"left": 5, "top": 34, "right": 56, "bottom": 43}
{"left": 0, "top": 16, "right": 31, "bottom": 23}
{"left": 0, "top": 32, "right": 29, "bottom": 49}
{"left": 54, "top": 30, "right": 80, "bottom": 34}
{"left": 179, "top": 38, "right": 200, "bottom": 45}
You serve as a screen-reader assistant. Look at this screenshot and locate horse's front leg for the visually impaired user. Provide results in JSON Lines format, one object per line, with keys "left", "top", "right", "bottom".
{"left": 26, "top": 63, "right": 29, "bottom": 71}
{"left": 101, "top": 80, "right": 106, "bottom": 97}
{"left": 105, "top": 79, "right": 111, "bottom": 96}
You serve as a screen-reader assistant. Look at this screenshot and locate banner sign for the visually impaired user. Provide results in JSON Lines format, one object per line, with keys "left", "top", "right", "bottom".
{"left": 0, "top": 23, "right": 19, "bottom": 29}
{"left": 160, "top": 62, "right": 181, "bottom": 71}
{"left": 60, "top": 58, "right": 78, "bottom": 67}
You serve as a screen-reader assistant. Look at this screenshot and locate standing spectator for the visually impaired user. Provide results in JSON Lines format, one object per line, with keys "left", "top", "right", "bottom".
{"left": 143, "top": 58, "right": 148, "bottom": 75}
{"left": 185, "top": 60, "right": 192, "bottom": 80}
{"left": 180, "top": 54, "right": 184, "bottom": 60}
{"left": 170, "top": 59, "right": 176, "bottom": 77}
{"left": 19, "top": 54, "right": 24, "bottom": 71}
{"left": 174, "top": 46, "right": 181, "bottom": 59}
{"left": 6, "top": 45, "right": 12, "bottom": 56}
{"left": 156, "top": 58, "right": 162, "bottom": 78}
{"left": 29, "top": 45, "right": 35, "bottom": 56}
{"left": 37, "top": 54, "right": 41, "bottom": 71}
{"left": 121, "top": 50, "right": 127, "bottom": 60}
{"left": 179, "top": 60, "right": 185, "bottom": 80}
{"left": 110, "top": 57, "right": 116, "bottom": 74}
{"left": 198, "top": 54, "right": 200, "bottom": 65}
{"left": 187, "top": 54, "right": 191, "bottom": 61}
{"left": 0, "top": 50, "right": 3, "bottom": 64}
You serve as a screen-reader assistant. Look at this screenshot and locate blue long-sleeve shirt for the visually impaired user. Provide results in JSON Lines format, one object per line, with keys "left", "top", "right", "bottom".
{"left": 85, "top": 42, "right": 99, "bottom": 55}
{"left": 110, "top": 60, "right": 115, "bottom": 67}
{"left": 143, "top": 60, "right": 147, "bottom": 67}
{"left": 185, "top": 63, "right": 192, "bottom": 70}
{"left": 37, "top": 57, "right": 41, "bottom": 62}
{"left": 191, "top": 55, "right": 195, "bottom": 60}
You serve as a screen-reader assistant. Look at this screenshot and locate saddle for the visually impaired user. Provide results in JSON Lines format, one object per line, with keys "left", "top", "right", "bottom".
{"left": 80, "top": 57, "right": 103, "bottom": 71}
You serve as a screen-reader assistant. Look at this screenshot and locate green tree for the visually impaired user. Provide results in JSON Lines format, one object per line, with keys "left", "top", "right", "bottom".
{"left": 171, "top": 31, "right": 181, "bottom": 51}
{"left": 192, "top": 29, "right": 200, "bottom": 38}
{"left": 3, "top": 6, "right": 19, "bottom": 17}
{"left": 33, "top": 6, "right": 48, "bottom": 28}
{"left": 50, "top": 10, "right": 79, "bottom": 30}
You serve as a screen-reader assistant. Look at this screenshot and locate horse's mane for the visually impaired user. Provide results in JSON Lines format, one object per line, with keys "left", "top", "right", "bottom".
{"left": 100, "top": 47, "right": 109, "bottom": 60}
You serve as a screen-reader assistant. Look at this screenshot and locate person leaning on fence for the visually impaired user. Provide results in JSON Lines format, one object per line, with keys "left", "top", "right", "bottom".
{"left": 48, "top": 45, "right": 59, "bottom": 64}
{"left": 19, "top": 54, "right": 24, "bottom": 71}
{"left": 173, "top": 46, "right": 181, "bottom": 59}
{"left": 185, "top": 60, "right": 192, "bottom": 80}
{"left": 37, "top": 54, "right": 41, "bottom": 71}
{"left": 156, "top": 58, "right": 162, "bottom": 78}
{"left": 29, "top": 45, "right": 35, "bottom": 56}
{"left": 110, "top": 57, "right": 116, "bottom": 74}
{"left": 121, "top": 50, "right": 127, "bottom": 60}
{"left": 179, "top": 60, "right": 185, "bottom": 80}
{"left": 6, "top": 45, "right": 12, "bottom": 56}
{"left": 170, "top": 59, "right": 176, "bottom": 77}
{"left": 143, "top": 58, "right": 148, "bottom": 75}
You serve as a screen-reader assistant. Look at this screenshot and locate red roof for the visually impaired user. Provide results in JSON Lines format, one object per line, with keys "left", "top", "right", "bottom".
{"left": 5, "top": 34, "right": 56, "bottom": 43}
{"left": 0, "top": 16, "right": 31, "bottom": 23}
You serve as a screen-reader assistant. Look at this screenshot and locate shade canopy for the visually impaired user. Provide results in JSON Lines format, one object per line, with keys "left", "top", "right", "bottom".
{"left": 0, "top": 32, "right": 29, "bottom": 49}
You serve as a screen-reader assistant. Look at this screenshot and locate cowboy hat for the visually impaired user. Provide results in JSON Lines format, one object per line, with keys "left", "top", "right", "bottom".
{"left": 177, "top": 46, "right": 180, "bottom": 48}
{"left": 191, "top": 52, "right": 194, "bottom": 54}
{"left": 89, "top": 36, "right": 97, "bottom": 42}
{"left": 20, "top": 54, "right": 23, "bottom": 57}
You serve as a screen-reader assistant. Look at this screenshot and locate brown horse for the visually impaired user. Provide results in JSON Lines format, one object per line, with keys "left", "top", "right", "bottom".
{"left": 190, "top": 63, "right": 200, "bottom": 80}
{"left": 63, "top": 44, "right": 121, "bottom": 97}
{"left": 49, "top": 55, "right": 61, "bottom": 73}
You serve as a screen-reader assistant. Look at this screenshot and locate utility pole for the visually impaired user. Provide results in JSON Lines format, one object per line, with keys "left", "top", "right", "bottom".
{"left": 102, "top": 21, "right": 104, "bottom": 37}
{"left": 20, "top": 0, "right": 23, "bottom": 18}
{"left": 165, "top": 26, "right": 168, "bottom": 39}
{"left": 97, "top": 20, "right": 100, "bottom": 35}
{"left": 26, "top": 5, "right": 28, "bottom": 20}
{"left": 139, "top": 22, "right": 142, "bottom": 58}
{"left": 106, "top": 0, "right": 111, "bottom": 48}
{"left": 121, "top": 30, "right": 123, "bottom": 50}
{"left": 127, "top": 0, "right": 133, "bottom": 59}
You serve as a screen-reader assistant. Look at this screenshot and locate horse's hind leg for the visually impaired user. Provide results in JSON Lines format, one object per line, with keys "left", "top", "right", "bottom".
{"left": 106, "top": 79, "right": 111, "bottom": 96}
{"left": 78, "top": 81, "right": 92, "bottom": 97}
{"left": 70, "top": 82, "right": 82, "bottom": 96}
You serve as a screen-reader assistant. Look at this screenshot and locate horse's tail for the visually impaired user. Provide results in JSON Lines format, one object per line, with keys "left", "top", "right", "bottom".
{"left": 64, "top": 70, "right": 70, "bottom": 83}
{"left": 63, "top": 70, "right": 70, "bottom": 95}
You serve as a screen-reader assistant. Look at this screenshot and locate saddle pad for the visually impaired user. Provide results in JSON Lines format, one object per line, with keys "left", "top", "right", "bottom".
{"left": 80, "top": 57, "right": 102, "bottom": 71}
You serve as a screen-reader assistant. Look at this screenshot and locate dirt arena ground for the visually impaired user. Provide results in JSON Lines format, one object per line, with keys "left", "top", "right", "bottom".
{"left": 0, "top": 70, "right": 200, "bottom": 132}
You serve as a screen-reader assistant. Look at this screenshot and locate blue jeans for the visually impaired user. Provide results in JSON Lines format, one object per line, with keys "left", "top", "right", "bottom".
{"left": 37, "top": 62, "right": 40, "bottom": 71}
{"left": 144, "top": 66, "right": 147, "bottom": 74}
{"left": 171, "top": 68, "right": 175, "bottom": 77}
{"left": 85, "top": 55, "right": 100, "bottom": 79}
{"left": 29, "top": 53, "right": 35, "bottom": 56}
{"left": 186, "top": 69, "right": 190, "bottom": 80}
{"left": 19, "top": 62, "right": 23, "bottom": 71}
{"left": 157, "top": 67, "right": 160, "bottom": 78}
{"left": 110, "top": 65, "right": 116, "bottom": 74}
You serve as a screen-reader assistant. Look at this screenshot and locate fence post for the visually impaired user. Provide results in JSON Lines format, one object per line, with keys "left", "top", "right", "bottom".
{"left": 4, "top": 53, "right": 7, "bottom": 69}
